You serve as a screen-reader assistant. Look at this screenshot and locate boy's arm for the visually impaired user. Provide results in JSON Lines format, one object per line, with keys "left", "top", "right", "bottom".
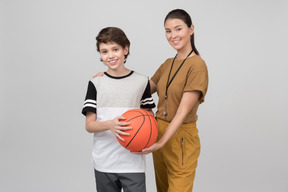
{"left": 85, "top": 112, "right": 132, "bottom": 141}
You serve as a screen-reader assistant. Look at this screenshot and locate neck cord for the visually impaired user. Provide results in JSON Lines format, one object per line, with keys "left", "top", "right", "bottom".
{"left": 165, "top": 49, "right": 194, "bottom": 98}
{"left": 163, "top": 49, "right": 193, "bottom": 116}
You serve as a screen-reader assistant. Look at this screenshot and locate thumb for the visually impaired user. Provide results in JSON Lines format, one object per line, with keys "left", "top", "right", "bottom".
{"left": 119, "top": 116, "right": 127, "bottom": 120}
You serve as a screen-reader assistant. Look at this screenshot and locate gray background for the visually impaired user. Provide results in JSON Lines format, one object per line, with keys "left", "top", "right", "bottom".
{"left": 1, "top": 0, "right": 287, "bottom": 191}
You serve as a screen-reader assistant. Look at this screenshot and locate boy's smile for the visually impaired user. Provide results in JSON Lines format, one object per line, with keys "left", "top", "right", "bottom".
{"left": 108, "top": 59, "right": 118, "bottom": 65}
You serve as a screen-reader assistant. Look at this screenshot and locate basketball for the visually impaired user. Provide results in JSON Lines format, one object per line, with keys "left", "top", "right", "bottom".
{"left": 117, "top": 109, "right": 158, "bottom": 152}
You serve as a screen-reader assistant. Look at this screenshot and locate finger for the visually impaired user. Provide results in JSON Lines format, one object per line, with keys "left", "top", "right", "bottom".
{"left": 115, "top": 116, "right": 127, "bottom": 123}
{"left": 118, "top": 122, "right": 131, "bottom": 126}
{"left": 115, "top": 134, "right": 125, "bottom": 141}
{"left": 117, "top": 130, "right": 130, "bottom": 136}
{"left": 141, "top": 147, "right": 152, "bottom": 152}
{"left": 118, "top": 116, "right": 127, "bottom": 120}
{"left": 121, "top": 126, "right": 132, "bottom": 130}
{"left": 132, "top": 151, "right": 149, "bottom": 155}
{"left": 116, "top": 126, "right": 132, "bottom": 131}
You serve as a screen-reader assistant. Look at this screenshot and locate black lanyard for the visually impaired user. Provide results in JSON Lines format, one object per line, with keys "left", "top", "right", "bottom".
{"left": 165, "top": 49, "right": 193, "bottom": 98}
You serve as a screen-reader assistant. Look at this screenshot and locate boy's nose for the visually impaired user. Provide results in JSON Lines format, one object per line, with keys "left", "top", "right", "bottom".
{"left": 108, "top": 51, "right": 114, "bottom": 58}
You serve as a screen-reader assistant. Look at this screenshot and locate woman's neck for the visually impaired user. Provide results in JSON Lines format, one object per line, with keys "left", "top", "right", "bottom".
{"left": 176, "top": 45, "right": 194, "bottom": 59}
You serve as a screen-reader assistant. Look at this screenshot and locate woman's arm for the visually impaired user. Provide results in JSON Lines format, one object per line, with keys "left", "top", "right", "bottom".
{"left": 141, "top": 108, "right": 154, "bottom": 116}
{"left": 134, "top": 91, "right": 200, "bottom": 154}
{"left": 85, "top": 112, "right": 132, "bottom": 141}
{"left": 149, "top": 80, "right": 157, "bottom": 94}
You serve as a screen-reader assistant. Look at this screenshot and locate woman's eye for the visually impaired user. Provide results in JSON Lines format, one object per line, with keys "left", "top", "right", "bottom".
{"left": 176, "top": 28, "right": 182, "bottom": 31}
{"left": 166, "top": 30, "right": 171, "bottom": 34}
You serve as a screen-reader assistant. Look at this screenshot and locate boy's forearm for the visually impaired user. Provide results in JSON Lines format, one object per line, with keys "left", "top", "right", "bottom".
{"left": 86, "top": 120, "right": 110, "bottom": 133}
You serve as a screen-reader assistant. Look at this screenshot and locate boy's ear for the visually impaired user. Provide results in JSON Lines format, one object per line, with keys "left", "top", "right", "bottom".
{"left": 124, "top": 46, "right": 129, "bottom": 55}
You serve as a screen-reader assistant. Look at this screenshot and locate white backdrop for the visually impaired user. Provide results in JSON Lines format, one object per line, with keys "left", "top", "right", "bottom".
{"left": 1, "top": 0, "right": 287, "bottom": 192}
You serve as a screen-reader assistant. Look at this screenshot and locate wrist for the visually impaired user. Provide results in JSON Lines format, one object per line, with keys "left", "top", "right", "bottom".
{"left": 104, "top": 120, "right": 113, "bottom": 130}
{"left": 156, "top": 140, "right": 165, "bottom": 149}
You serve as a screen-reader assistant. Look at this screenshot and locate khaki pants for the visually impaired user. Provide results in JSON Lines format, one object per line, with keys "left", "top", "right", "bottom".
{"left": 153, "top": 118, "right": 200, "bottom": 192}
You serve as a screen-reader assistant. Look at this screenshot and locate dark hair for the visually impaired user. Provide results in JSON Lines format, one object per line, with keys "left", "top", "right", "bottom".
{"left": 96, "top": 27, "right": 130, "bottom": 60}
{"left": 164, "top": 9, "right": 199, "bottom": 55}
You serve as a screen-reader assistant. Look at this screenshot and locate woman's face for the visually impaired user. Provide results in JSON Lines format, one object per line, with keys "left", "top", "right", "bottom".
{"left": 164, "top": 18, "right": 194, "bottom": 52}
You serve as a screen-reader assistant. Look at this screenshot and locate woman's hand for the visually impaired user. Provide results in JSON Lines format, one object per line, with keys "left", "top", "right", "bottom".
{"left": 93, "top": 72, "right": 104, "bottom": 78}
{"left": 132, "top": 142, "right": 163, "bottom": 155}
{"left": 108, "top": 116, "right": 132, "bottom": 141}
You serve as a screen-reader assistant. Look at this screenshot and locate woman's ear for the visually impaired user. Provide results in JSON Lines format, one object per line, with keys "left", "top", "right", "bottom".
{"left": 190, "top": 24, "right": 195, "bottom": 36}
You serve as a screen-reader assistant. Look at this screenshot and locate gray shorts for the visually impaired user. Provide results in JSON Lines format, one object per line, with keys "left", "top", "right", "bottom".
{"left": 94, "top": 169, "right": 146, "bottom": 192}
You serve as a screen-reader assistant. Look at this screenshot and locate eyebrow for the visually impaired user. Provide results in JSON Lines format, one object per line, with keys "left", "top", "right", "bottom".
{"left": 165, "top": 25, "right": 183, "bottom": 30}
{"left": 100, "top": 45, "right": 120, "bottom": 51}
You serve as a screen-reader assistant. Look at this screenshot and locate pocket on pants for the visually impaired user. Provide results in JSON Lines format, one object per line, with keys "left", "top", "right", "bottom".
{"left": 178, "top": 129, "right": 200, "bottom": 170}
{"left": 181, "top": 137, "right": 185, "bottom": 166}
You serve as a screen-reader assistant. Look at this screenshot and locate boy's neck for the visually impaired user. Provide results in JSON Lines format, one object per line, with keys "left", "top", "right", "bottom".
{"left": 106, "top": 67, "right": 131, "bottom": 77}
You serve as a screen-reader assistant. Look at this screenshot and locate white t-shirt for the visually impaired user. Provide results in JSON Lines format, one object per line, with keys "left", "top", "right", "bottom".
{"left": 82, "top": 71, "right": 155, "bottom": 173}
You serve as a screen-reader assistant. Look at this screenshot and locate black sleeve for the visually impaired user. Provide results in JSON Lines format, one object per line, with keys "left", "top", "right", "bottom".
{"left": 82, "top": 81, "right": 97, "bottom": 116}
{"left": 140, "top": 80, "right": 156, "bottom": 109}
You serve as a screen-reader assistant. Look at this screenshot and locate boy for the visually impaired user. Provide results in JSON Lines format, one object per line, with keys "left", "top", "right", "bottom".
{"left": 82, "top": 27, "right": 155, "bottom": 192}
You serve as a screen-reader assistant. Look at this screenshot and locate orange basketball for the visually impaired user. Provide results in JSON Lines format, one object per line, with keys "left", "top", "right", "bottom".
{"left": 117, "top": 109, "right": 158, "bottom": 152}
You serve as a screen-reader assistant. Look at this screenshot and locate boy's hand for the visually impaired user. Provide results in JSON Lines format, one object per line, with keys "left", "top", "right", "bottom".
{"left": 93, "top": 72, "right": 104, "bottom": 78}
{"left": 108, "top": 116, "right": 132, "bottom": 141}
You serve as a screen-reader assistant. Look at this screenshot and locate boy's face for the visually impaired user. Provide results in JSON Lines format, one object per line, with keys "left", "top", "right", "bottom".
{"left": 99, "top": 42, "right": 128, "bottom": 71}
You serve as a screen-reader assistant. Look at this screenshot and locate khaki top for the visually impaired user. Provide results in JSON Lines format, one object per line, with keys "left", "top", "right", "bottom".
{"left": 151, "top": 55, "right": 208, "bottom": 123}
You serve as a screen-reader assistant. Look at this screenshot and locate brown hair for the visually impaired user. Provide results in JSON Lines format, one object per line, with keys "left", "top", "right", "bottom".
{"left": 164, "top": 9, "right": 199, "bottom": 55}
{"left": 96, "top": 27, "right": 130, "bottom": 60}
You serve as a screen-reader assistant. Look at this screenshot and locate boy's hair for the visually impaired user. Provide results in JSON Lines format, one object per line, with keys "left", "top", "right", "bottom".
{"left": 96, "top": 27, "right": 130, "bottom": 60}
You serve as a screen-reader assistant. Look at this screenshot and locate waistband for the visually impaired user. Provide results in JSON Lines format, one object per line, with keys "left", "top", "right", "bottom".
{"left": 156, "top": 118, "right": 197, "bottom": 131}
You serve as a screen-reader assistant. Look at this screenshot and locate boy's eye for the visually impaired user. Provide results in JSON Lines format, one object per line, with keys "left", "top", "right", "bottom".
{"left": 113, "top": 48, "right": 119, "bottom": 52}
{"left": 101, "top": 51, "right": 107, "bottom": 54}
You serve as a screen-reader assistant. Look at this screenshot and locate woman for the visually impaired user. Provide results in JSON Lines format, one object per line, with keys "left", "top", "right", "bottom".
{"left": 138, "top": 9, "right": 209, "bottom": 192}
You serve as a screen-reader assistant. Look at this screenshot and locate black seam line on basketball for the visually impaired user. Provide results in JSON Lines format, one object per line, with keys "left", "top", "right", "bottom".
{"left": 124, "top": 110, "right": 152, "bottom": 119}
{"left": 124, "top": 110, "right": 154, "bottom": 125}
{"left": 124, "top": 110, "right": 152, "bottom": 122}
{"left": 141, "top": 109, "right": 153, "bottom": 149}
{"left": 126, "top": 115, "right": 152, "bottom": 121}
{"left": 141, "top": 109, "right": 152, "bottom": 148}
{"left": 125, "top": 109, "right": 151, "bottom": 115}
{"left": 143, "top": 115, "right": 153, "bottom": 149}
{"left": 125, "top": 114, "right": 152, "bottom": 122}
{"left": 125, "top": 110, "right": 146, "bottom": 147}
{"left": 125, "top": 110, "right": 147, "bottom": 148}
